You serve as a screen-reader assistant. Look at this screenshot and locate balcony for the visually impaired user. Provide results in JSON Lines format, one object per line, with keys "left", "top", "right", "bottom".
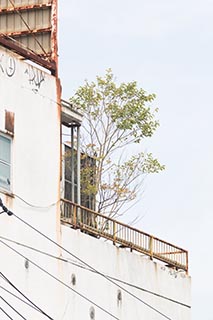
{"left": 60, "top": 198, "right": 188, "bottom": 273}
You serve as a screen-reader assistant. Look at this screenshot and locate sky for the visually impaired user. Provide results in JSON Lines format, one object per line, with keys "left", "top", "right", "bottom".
{"left": 58, "top": 1, "right": 213, "bottom": 319}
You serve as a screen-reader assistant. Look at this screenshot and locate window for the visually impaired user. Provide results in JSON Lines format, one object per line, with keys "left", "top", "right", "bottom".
{"left": 0, "top": 135, "right": 11, "bottom": 191}
{"left": 63, "top": 144, "right": 96, "bottom": 211}
{"left": 64, "top": 145, "right": 78, "bottom": 203}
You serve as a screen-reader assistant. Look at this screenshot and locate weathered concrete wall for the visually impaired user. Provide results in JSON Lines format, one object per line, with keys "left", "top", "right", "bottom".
{"left": 0, "top": 46, "right": 60, "bottom": 205}
{"left": 0, "top": 221, "right": 191, "bottom": 320}
{"left": 60, "top": 225, "right": 191, "bottom": 320}
{"left": 0, "top": 46, "right": 62, "bottom": 318}
{"left": 0, "top": 46, "right": 191, "bottom": 320}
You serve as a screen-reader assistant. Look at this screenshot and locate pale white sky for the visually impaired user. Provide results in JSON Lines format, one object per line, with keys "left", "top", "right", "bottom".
{"left": 59, "top": 1, "right": 213, "bottom": 319}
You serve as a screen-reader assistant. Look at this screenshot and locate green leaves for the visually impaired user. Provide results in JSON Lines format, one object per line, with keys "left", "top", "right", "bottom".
{"left": 71, "top": 69, "right": 159, "bottom": 145}
{"left": 70, "top": 69, "right": 164, "bottom": 217}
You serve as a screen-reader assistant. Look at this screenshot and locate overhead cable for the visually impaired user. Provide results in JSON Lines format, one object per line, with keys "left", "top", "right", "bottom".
{"left": 0, "top": 235, "right": 191, "bottom": 309}
{"left": 0, "top": 295, "right": 27, "bottom": 320}
{"left": 0, "top": 240, "right": 119, "bottom": 320}
{"left": 0, "top": 306, "right": 14, "bottom": 320}
{"left": 0, "top": 272, "right": 54, "bottom": 320}
{"left": 13, "top": 213, "right": 173, "bottom": 319}
{"left": 0, "top": 193, "right": 58, "bottom": 210}
{"left": 0, "top": 286, "right": 49, "bottom": 316}
{"left": 0, "top": 198, "right": 173, "bottom": 320}
{"left": 13, "top": 193, "right": 59, "bottom": 209}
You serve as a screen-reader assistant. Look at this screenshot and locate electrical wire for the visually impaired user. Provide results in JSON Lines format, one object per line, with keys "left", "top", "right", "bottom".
{"left": 0, "top": 236, "right": 69, "bottom": 263}
{"left": 0, "top": 306, "right": 14, "bottom": 319}
{"left": 0, "top": 240, "right": 119, "bottom": 320}
{"left": 0, "top": 272, "right": 54, "bottom": 320}
{"left": 0, "top": 296, "right": 27, "bottom": 320}
{"left": 13, "top": 193, "right": 59, "bottom": 209}
{"left": 11, "top": 212, "right": 173, "bottom": 320}
{"left": 0, "top": 235, "right": 191, "bottom": 309}
{"left": 0, "top": 286, "right": 49, "bottom": 316}
{"left": 0, "top": 198, "right": 177, "bottom": 319}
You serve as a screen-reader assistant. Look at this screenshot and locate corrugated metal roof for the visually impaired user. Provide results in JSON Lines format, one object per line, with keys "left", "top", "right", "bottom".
{"left": 0, "top": 0, "right": 50, "bottom": 10}
{"left": 0, "top": 0, "right": 57, "bottom": 60}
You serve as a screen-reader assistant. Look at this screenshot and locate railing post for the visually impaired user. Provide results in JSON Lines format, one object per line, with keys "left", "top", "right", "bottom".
{"left": 113, "top": 221, "right": 116, "bottom": 245}
{"left": 149, "top": 236, "right": 154, "bottom": 260}
{"left": 73, "top": 204, "right": 77, "bottom": 228}
{"left": 186, "top": 251, "right": 189, "bottom": 275}
{"left": 60, "top": 199, "right": 188, "bottom": 273}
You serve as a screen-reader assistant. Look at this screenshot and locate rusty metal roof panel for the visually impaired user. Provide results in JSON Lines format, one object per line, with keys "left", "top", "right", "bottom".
{"left": 17, "top": 32, "right": 51, "bottom": 55}
{"left": 0, "top": 0, "right": 58, "bottom": 73}
{"left": 0, "top": 0, "right": 50, "bottom": 9}
{"left": 0, "top": 8, "right": 51, "bottom": 32}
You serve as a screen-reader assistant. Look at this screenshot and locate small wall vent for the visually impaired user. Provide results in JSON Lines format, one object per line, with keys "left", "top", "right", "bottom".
{"left": 24, "top": 259, "right": 29, "bottom": 269}
{"left": 71, "top": 273, "right": 76, "bottom": 286}
{"left": 89, "top": 306, "right": 95, "bottom": 320}
{"left": 117, "top": 289, "right": 122, "bottom": 305}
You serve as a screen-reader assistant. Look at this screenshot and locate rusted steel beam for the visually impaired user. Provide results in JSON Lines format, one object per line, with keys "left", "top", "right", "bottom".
{"left": 51, "top": 0, "right": 58, "bottom": 76}
{"left": 0, "top": 35, "right": 56, "bottom": 75}
{"left": 157, "top": 250, "right": 185, "bottom": 255}
{"left": 0, "top": 3, "right": 52, "bottom": 14}
{"left": 6, "top": 28, "right": 51, "bottom": 37}
{"left": 0, "top": 0, "right": 58, "bottom": 73}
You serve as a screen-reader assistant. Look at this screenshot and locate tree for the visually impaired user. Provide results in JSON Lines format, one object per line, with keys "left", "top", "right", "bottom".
{"left": 70, "top": 69, "right": 164, "bottom": 218}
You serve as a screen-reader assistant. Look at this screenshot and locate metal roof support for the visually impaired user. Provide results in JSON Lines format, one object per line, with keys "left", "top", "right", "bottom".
{"left": 0, "top": 0, "right": 58, "bottom": 75}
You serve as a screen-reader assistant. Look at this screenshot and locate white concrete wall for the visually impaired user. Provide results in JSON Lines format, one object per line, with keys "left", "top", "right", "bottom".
{"left": 0, "top": 46, "right": 191, "bottom": 320}
{"left": 0, "top": 222, "right": 191, "bottom": 320}
{"left": 0, "top": 46, "right": 60, "bottom": 206}
{"left": 60, "top": 225, "right": 191, "bottom": 320}
{"left": 0, "top": 46, "right": 62, "bottom": 318}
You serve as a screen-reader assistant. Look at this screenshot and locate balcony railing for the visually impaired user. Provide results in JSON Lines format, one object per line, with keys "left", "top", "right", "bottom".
{"left": 61, "top": 198, "right": 188, "bottom": 273}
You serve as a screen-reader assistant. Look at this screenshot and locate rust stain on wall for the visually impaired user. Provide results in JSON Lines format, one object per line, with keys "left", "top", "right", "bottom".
{"left": 5, "top": 194, "right": 14, "bottom": 211}
{"left": 56, "top": 75, "right": 62, "bottom": 253}
{"left": 5, "top": 110, "right": 14, "bottom": 134}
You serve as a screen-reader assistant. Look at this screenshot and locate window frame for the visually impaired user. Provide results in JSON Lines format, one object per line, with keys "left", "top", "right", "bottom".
{"left": 0, "top": 132, "right": 12, "bottom": 192}
{"left": 62, "top": 143, "right": 96, "bottom": 211}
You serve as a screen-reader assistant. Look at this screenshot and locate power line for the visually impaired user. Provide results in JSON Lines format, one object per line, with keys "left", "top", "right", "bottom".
{"left": 0, "top": 236, "right": 69, "bottom": 263}
{"left": 13, "top": 193, "right": 59, "bottom": 209}
{"left": 0, "top": 235, "right": 191, "bottom": 309}
{"left": 0, "top": 192, "right": 58, "bottom": 210}
{"left": 0, "top": 198, "right": 174, "bottom": 319}
{"left": 0, "top": 295, "right": 27, "bottom": 320}
{"left": 12, "top": 212, "right": 173, "bottom": 320}
{"left": 0, "top": 306, "right": 14, "bottom": 320}
{"left": 0, "top": 272, "right": 54, "bottom": 320}
{"left": 0, "top": 240, "right": 119, "bottom": 320}
{"left": 0, "top": 286, "right": 49, "bottom": 316}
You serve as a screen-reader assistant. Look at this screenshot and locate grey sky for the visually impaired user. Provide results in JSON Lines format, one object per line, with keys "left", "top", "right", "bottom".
{"left": 59, "top": 1, "right": 213, "bottom": 319}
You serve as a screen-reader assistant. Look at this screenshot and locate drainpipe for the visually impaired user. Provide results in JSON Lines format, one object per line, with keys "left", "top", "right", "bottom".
{"left": 77, "top": 125, "right": 81, "bottom": 206}
{"left": 71, "top": 126, "right": 74, "bottom": 202}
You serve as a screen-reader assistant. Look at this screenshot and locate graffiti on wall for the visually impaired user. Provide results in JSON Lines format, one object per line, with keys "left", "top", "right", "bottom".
{"left": 0, "top": 54, "right": 16, "bottom": 77}
{"left": 24, "top": 65, "right": 45, "bottom": 91}
{"left": 0, "top": 52, "right": 46, "bottom": 92}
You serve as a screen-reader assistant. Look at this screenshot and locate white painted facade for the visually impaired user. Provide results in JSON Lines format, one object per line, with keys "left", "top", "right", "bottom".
{"left": 0, "top": 46, "right": 191, "bottom": 320}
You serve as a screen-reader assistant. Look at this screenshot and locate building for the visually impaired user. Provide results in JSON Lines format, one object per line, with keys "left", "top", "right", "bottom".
{"left": 0, "top": 1, "right": 191, "bottom": 319}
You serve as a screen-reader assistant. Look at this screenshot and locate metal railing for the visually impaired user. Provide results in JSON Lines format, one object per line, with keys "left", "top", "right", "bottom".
{"left": 60, "top": 199, "right": 188, "bottom": 273}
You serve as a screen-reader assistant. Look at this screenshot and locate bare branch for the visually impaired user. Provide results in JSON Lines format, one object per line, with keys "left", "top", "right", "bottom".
{"left": 70, "top": 70, "right": 164, "bottom": 219}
